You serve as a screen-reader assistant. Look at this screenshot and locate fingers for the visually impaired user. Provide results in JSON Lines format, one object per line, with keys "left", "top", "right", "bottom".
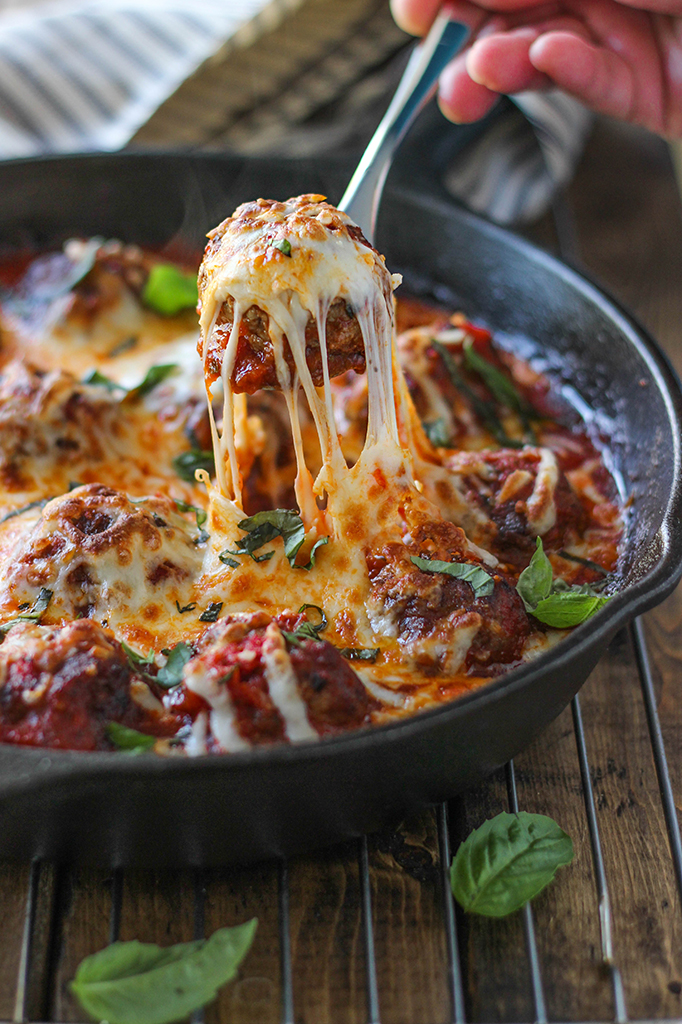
{"left": 390, "top": 0, "right": 442, "bottom": 35}
{"left": 528, "top": 31, "right": 637, "bottom": 120}
{"left": 466, "top": 27, "right": 549, "bottom": 93}
{"left": 437, "top": 53, "right": 503, "bottom": 122}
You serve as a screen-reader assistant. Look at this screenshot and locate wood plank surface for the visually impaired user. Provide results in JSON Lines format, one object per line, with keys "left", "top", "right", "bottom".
{"left": 2, "top": 115, "right": 682, "bottom": 1024}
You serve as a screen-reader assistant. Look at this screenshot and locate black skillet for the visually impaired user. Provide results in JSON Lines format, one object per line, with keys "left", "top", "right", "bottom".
{"left": 0, "top": 152, "right": 680, "bottom": 867}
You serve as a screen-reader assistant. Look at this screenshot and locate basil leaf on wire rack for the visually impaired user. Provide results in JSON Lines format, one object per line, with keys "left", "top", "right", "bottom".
{"left": 70, "top": 920, "right": 257, "bottom": 1024}
{"left": 450, "top": 811, "right": 574, "bottom": 917}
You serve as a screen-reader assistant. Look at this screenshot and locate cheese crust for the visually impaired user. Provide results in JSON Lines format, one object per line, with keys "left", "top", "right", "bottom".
{"left": 0, "top": 209, "right": 623, "bottom": 754}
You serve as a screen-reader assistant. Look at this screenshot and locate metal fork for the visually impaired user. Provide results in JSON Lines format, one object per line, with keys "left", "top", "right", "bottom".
{"left": 338, "top": 10, "right": 469, "bottom": 242}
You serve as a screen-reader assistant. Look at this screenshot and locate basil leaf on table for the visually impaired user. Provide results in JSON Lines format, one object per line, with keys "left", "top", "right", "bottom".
{"left": 517, "top": 538, "right": 610, "bottom": 627}
{"left": 142, "top": 264, "right": 198, "bottom": 316}
{"left": 70, "top": 920, "right": 257, "bottom": 1024}
{"left": 410, "top": 555, "right": 494, "bottom": 600}
{"left": 450, "top": 811, "right": 574, "bottom": 917}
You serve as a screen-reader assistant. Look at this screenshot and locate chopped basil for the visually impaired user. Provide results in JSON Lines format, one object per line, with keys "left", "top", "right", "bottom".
{"left": 451, "top": 811, "right": 573, "bottom": 917}
{"left": 108, "top": 335, "right": 138, "bottom": 358}
{"left": 176, "top": 601, "right": 196, "bottom": 614}
{"left": 121, "top": 642, "right": 155, "bottom": 668}
{"left": 126, "top": 364, "right": 178, "bottom": 400}
{"left": 283, "top": 604, "right": 328, "bottom": 644}
{"left": 0, "top": 498, "right": 50, "bottom": 524}
{"left": 172, "top": 448, "right": 215, "bottom": 483}
{"left": 558, "top": 549, "right": 609, "bottom": 577}
{"left": 174, "top": 499, "right": 209, "bottom": 544}
{"left": 273, "top": 238, "right": 292, "bottom": 257}
{"left": 68, "top": 481, "right": 83, "bottom": 491}
{"left": 70, "top": 920, "right": 257, "bottom": 1024}
{"left": 83, "top": 364, "right": 178, "bottom": 400}
{"left": 517, "top": 537, "right": 610, "bottom": 627}
{"left": 219, "top": 551, "right": 241, "bottom": 569}
{"left": 141, "top": 263, "right": 199, "bottom": 316}
{"left": 422, "top": 418, "right": 452, "bottom": 448}
{"left": 463, "top": 338, "right": 536, "bottom": 428}
{"left": 432, "top": 340, "right": 522, "bottom": 449}
{"left": 236, "top": 509, "right": 305, "bottom": 566}
{"left": 156, "top": 642, "right": 193, "bottom": 688}
{"left": 298, "top": 536, "right": 328, "bottom": 571}
{"left": 82, "top": 368, "right": 123, "bottom": 393}
{"left": 338, "top": 647, "right": 380, "bottom": 662}
{"left": 106, "top": 723, "right": 156, "bottom": 752}
{"left": 410, "top": 555, "right": 494, "bottom": 600}
{"left": 0, "top": 588, "right": 53, "bottom": 636}
{"left": 199, "top": 602, "right": 223, "bottom": 623}
{"left": 253, "top": 550, "right": 275, "bottom": 563}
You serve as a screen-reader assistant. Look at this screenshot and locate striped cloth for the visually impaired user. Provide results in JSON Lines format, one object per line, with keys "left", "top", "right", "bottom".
{"left": 0, "top": 0, "right": 592, "bottom": 224}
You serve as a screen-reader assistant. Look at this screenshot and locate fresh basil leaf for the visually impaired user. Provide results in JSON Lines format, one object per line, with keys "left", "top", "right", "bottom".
{"left": 199, "top": 601, "right": 223, "bottom": 623}
{"left": 219, "top": 551, "right": 241, "bottom": 569}
{"left": 237, "top": 509, "right": 306, "bottom": 567}
{"left": 410, "top": 555, "right": 494, "bottom": 599}
{"left": 273, "top": 239, "right": 292, "bottom": 257}
{"left": 176, "top": 601, "right": 196, "bottom": 614}
{"left": 0, "top": 588, "right": 53, "bottom": 636}
{"left": 142, "top": 264, "right": 199, "bottom": 316}
{"left": 516, "top": 537, "right": 553, "bottom": 612}
{"left": 70, "top": 920, "right": 257, "bottom": 1024}
{"left": 338, "top": 647, "right": 380, "bottom": 662}
{"left": 0, "top": 498, "right": 50, "bottom": 524}
{"left": 106, "top": 723, "right": 156, "bottom": 752}
{"left": 156, "top": 642, "right": 193, "bottom": 688}
{"left": 450, "top": 811, "right": 574, "bottom": 918}
{"left": 82, "top": 368, "right": 123, "bottom": 393}
{"left": 422, "top": 418, "right": 451, "bottom": 448}
{"left": 253, "top": 550, "right": 275, "bottom": 563}
{"left": 432, "top": 340, "right": 522, "bottom": 449}
{"left": 108, "top": 335, "right": 138, "bottom": 358}
{"left": 517, "top": 538, "right": 610, "bottom": 626}
{"left": 172, "top": 448, "right": 215, "bottom": 483}
{"left": 126, "top": 364, "right": 177, "bottom": 400}
{"left": 463, "top": 338, "right": 537, "bottom": 442}
{"left": 531, "top": 592, "right": 610, "bottom": 628}
{"left": 121, "top": 642, "right": 155, "bottom": 667}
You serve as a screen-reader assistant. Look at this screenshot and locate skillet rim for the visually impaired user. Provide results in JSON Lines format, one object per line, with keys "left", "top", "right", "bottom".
{"left": 0, "top": 152, "right": 681, "bottom": 790}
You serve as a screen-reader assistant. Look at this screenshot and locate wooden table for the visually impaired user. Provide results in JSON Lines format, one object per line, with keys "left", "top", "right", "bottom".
{"left": 1, "top": 115, "right": 682, "bottom": 1024}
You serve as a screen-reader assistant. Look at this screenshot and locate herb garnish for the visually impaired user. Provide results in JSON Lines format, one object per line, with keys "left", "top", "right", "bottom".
{"left": 558, "top": 549, "right": 609, "bottom": 577}
{"left": 450, "top": 811, "right": 573, "bottom": 917}
{"left": 338, "top": 647, "right": 380, "bottom": 662}
{"left": 176, "top": 601, "right": 196, "bottom": 614}
{"left": 273, "top": 239, "right": 292, "bottom": 257}
{"left": 121, "top": 642, "right": 155, "bottom": 669}
{"left": 410, "top": 555, "right": 494, "bottom": 600}
{"left": 281, "top": 603, "right": 328, "bottom": 646}
{"left": 83, "top": 364, "right": 178, "bottom": 400}
{"left": 156, "top": 642, "right": 193, "bottom": 689}
{"left": 235, "top": 510, "right": 327, "bottom": 569}
{"left": 172, "top": 448, "right": 215, "bottom": 483}
{"left": 219, "top": 551, "right": 241, "bottom": 569}
{"left": 463, "top": 338, "right": 537, "bottom": 441}
{"left": 141, "top": 264, "right": 199, "bottom": 316}
{"left": 0, "top": 498, "right": 50, "bottom": 524}
{"left": 422, "top": 418, "right": 452, "bottom": 448}
{"left": 70, "top": 920, "right": 257, "bottom": 1024}
{"left": 106, "top": 722, "right": 157, "bottom": 752}
{"left": 433, "top": 340, "right": 522, "bottom": 449}
{"left": 0, "top": 588, "right": 53, "bottom": 636}
{"left": 199, "top": 602, "right": 223, "bottom": 623}
{"left": 517, "top": 538, "right": 610, "bottom": 627}
{"left": 174, "top": 499, "right": 209, "bottom": 544}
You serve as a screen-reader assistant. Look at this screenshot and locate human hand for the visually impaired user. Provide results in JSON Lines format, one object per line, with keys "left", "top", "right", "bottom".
{"left": 390, "top": 0, "right": 682, "bottom": 137}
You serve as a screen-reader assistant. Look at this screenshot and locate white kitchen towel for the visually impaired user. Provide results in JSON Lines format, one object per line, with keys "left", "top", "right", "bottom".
{"left": 0, "top": 0, "right": 592, "bottom": 224}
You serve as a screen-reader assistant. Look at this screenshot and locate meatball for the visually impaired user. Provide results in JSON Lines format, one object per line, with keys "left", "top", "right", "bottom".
{"left": 197, "top": 195, "right": 399, "bottom": 394}
{"left": 0, "top": 619, "right": 176, "bottom": 750}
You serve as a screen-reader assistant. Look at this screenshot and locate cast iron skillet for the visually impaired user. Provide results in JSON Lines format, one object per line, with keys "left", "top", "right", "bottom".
{"left": 0, "top": 152, "right": 680, "bottom": 867}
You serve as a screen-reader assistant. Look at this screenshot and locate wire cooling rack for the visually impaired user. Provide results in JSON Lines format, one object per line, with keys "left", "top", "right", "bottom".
{"left": 6, "top": 617, "right": 682, "bottom": 1023}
